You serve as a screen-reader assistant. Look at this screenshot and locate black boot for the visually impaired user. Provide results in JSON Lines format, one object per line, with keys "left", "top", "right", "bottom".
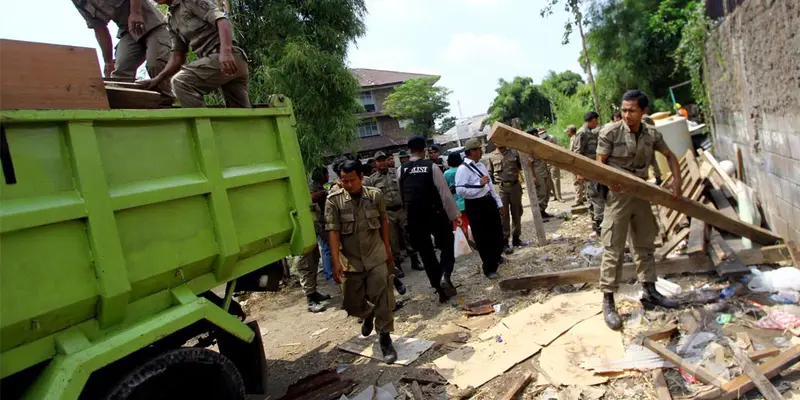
{"left": 361, "top": 313, "right": 374, "bottom": 337}
{"left": 512, "top": 236, "right": 528, "bottom": 247}
{"left": 641, "top": 282, "right": 678, "bottom": 309}
{"left": 410, "top": 254, "right": 424, "bottom": 271}
{"left": 393, "top": 276, "right": 407, "bottom": 295}
{"left": 306, "top": 297, "right": 326, "bottom": 313}
{"left": 441, "top": 274, "right": 457, "bottom": 297}
{"left": 379, "top": 333, "right": 398, "bottom": 364}
{"left": 395, "top": 264, "right": 405, "bottom": 278}
{"left": 437, "top": 287, "right": 453, "bottom": 303}
{"left": 603, "top": 293, "right": 622, "bottom": 330}
{"left": 541, "top": 210, "right": 553, "bottom": 220}
{"left": 503, "top": 240, "right": 514, "bottom": 254}
{"left": 307, "top": 292, "right": 331, "bottom": 303}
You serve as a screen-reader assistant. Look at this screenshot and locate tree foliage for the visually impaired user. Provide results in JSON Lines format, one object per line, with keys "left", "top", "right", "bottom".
{"left": 437, "top": 116, "right": 458, "bottom": 134}
{"left": 382, "top": 77, "right": 452, "bottom": 138}
{"left": 484, "top": 77, "right": 551, "bottom": 129}
{"left": 227, "top": 0, "right": 367, "bottom": 169}
{"left": 672, "top": 1, "right": 711, "bottom": 119}
{"left": 541, "top": 70, "right": 585, "bottom": 97}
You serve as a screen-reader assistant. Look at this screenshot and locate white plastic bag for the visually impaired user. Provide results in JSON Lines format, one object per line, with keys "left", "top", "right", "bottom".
{"left": 454, "top": 228, "right": 472, "bottom": 258}
{"left": 747, "top": 267, "right": 800, "bottom": 293}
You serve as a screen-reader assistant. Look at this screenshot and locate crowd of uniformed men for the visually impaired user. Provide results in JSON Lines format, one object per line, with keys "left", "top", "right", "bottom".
{"left": 75, "top": 0, "right": 688, "bottom": 363}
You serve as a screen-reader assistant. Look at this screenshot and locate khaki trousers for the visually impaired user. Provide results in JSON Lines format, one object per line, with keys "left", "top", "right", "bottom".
{"left": 172, "top": 48, "right": 251, "bottom": 108}
{"left": 533, "top": 163, "right": 550, "bottom": 212}
{"left": 114, "top": 26, "right": 172, "bottom": 99}
{"left": 498, "top": 183, "right": 523, "bottom": 240}
{"left": 342, "top": 263, "right": 395, "bottom": 334}
{"left": 599, "top": 191, "right": 658, "bottom": 292}
{"left": 585, "top": 181, "right": 606, "bottom": 225}
{"left": 296, "top": 246, "right": 320, "bottom": 296}
{"left": 387, "top": 210, "right": 403, "bottom": 261}
{"left": 573, "top": 177, "right": 586, "bottom": 205}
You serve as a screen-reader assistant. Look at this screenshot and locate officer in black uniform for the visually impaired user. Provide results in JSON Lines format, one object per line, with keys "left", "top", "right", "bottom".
{"left": 398, "top": 137, "right": 462, "bottom": 303}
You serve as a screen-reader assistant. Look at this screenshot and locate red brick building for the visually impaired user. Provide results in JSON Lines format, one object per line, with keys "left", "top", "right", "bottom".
{"left": 350, "top": 68, "right": 440, "bottom": 157}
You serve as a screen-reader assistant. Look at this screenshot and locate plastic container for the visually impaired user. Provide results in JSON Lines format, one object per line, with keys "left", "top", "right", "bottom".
{"left": 654, "top": 116, "right": 693, "bottom": 176}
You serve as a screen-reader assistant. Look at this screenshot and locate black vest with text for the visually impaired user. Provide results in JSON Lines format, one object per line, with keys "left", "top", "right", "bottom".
{"left": 400, "top": 159, "right": 444, "bottom": 218}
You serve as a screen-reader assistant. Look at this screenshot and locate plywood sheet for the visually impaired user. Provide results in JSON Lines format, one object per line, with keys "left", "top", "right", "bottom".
{"left": 338, "top": 334, "right": 434, "bottom": 366}
{"left": 538, "top": 314, "right": 625, "bottom": 386}
{"left": 0, "top": 39, "right": 109, "bottom": 110}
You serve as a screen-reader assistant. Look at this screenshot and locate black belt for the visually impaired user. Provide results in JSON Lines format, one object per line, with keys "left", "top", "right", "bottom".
{"left": 387, "top": 205, "right": 403, "bottom": 212}
{"left": 501, "top": 180, "right": 519, "bottom": 187}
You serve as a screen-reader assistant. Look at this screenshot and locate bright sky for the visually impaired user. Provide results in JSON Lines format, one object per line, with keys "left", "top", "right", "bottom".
{"left": 0, "top": 0, "right": 583, "bottom": 118}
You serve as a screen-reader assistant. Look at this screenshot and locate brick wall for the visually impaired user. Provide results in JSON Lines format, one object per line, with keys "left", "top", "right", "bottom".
{"left": 706, "top": 0, "right": 800, "bottom": 241}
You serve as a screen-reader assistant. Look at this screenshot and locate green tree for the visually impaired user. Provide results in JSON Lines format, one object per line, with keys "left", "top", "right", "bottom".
{"left": 226, "top": 0, "right": 367, "bottom": 169}
{"left": 484, "top": 77, "right": 552, "bottom": 128}
{"left": 541, "top": 70, "right": 585, "bottom": 97}
{"left": 382, "top": 77, "right": 452, "bottom": 138}
{"left": 541, "top": 0, "right": 600, "bottom": 114}
{"left": 437, "top": 116, "right": 458, "bottom": 134}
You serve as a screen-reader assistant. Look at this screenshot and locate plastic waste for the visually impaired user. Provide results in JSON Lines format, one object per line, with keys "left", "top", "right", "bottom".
{"left": 769, "top": 290, "right": 800, "bottom": 304}
{"left": 493, "top": 303, "right": 509, "bottom": 317}
{"left": 747, "top": 267, "right": 800, "bottom": 293}
{"left": 715, "top": 313, "right": 732, "bottom": 325}
{"left": 453, "top": 228, "right": 472, "bottom": 258}
{"left": 656, "top": 278, "right": 682, "bottom": 298}
{"left": 720, "top": 283, "right": 744, "bottom": 299}
{"left": 580, "top": 245, "right": 604, "bottom": 258}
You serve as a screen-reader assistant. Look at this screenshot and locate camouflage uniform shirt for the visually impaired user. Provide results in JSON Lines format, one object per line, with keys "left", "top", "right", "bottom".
{"left": 167, "top": 0, "right": 227, "bottom": 58}
{"left": 325, "top": 187, "right": 388, "bottom": 272}
{"left": 72, "top": 0, "right": 165, "bottom": 40}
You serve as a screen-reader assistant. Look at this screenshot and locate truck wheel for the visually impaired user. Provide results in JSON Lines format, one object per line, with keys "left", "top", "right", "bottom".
{"left": 106, "top": 348, "right": 245, "bottom": 400}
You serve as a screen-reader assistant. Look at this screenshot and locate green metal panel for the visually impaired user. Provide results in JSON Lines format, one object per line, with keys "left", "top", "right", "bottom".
{"left": 0, "top": 96, "right": 315, "bottom": 397}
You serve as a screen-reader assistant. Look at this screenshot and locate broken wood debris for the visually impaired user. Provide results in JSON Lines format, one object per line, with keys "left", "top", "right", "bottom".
{"left": 498, "top": 371, "right": 532, "bottom": 400}
{"left": 652, "top": 368, "right": 672, "bottom": 400}
{"left": 282, "top": 369, "right": 356, "bottom": 400}
{"left": 725, "top": 338, "right": 784, "bottom": 400}
{"left": 642, "top": 337, "right": 727, "bottom": 389}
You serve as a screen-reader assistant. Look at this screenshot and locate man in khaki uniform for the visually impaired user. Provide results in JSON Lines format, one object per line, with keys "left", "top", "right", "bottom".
{"left": 145, "top": 0, "right": 250, "bottom": 108}
{"left": 487, "top": 145, "right": 526, "bottom": 254}
{"left": 573, "top": 112, "right": 604, "bottom": 236}
{"left": 596, "top": 90, "right": 682, "bottom": 330}
{"left": 326, "top": 159, "right": 397, "bottom": 363}
{"left": 73, "top": 0, "right": 172, "bottom": 100}
{"left": 538, "top": 129, "right": 563, "bottom": 202}
{"left": 296, "top": 177, "right": 332, "bottom": 313}
{"left": 566, "top": 125, "right": 585, "bottom": 206}
{"left": 525, "top": 128, "right": 553, "bottom": 219}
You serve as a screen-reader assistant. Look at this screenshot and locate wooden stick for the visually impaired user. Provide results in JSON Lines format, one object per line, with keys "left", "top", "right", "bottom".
{"left": 643, "top": 337, "right": 726, "bottom": 389}
{"left": 726, "top": 340, "right": 783, "bottom": 400}
{"left": 748, "top": 348, "right": 780, "bottom": 362}
{"left": 488, "top": 123, "right": 780, "bottom": 244}
{"left": 410, "top": 381, "right": 425, "bottom": 400}
{"left": 652, "top": 369, "right": 672, "bottom": 400}
{"left": 499, "top": 372, "right": 533, "bottom": 400}
{"left": 686, "top": 217, "right": 708, "bottom": 256}
{"left": 693, "top": 345, "right": 800, "bottom": 400}
{"left": 656, "top": 227, "right": 691, "bottom": 262}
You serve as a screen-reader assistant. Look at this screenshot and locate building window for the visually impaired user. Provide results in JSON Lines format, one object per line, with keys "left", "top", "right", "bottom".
{"left": 357, "top": 120, "right": 380, "bottom": 138}
{"left": 359, "top": 91, "right": 376, "bottom": 112}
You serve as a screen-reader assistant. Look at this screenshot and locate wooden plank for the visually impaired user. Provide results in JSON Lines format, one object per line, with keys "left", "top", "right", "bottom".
{"left": 643, "top": 337, "right": 726, "bottom": 388}
{"left": 788, "top": 241, "right": 800, "bottom": 267}
{"left": 709, "top": 230, "right": 749, "bottom": 277}
{"left": 706, "top": 187, "right": 738, "bottom": 221}
{"left": 640, "top": 323, "right": 679, "bottom": 342}
{"left": 701, "top": 150, "right": 739, "bottom": 197}
{"left": 686, "top": 217, "right": 708, "bottom": 256}
{"left": 652, "top": 369, "right": 673, "bottom": 400}
{"left": 500, "top": 255, "right": 714, "bottom": 291}
{"left": 0, "top": 39, "right": 109, "bottom": 110}
{"left": 489, "top": 123, "right": 780, "bottom": 245}
{"left": 737, "top": 244, "right": 792, "bottom": 265}
{"left": 693, "top": 345, "right": 800, "bottom": 400}
{"left": 410, "top": 381, "right": 425, "bottom": 400}
{"left": 727, "top": 340, "right": 783, "bottom": 400}
{"left": 685, "top": 150, "right": 701, "bottom": 182}
{"left": 665, "top": 178, "right": 703, "bottom": 234}
{"left": 105, "top": 86, "right": 165, "bottom": 109}
{"left": 498, "top": 371, "right": 533, "bottom": 400}
{"left": 510, "top": 119, "right": 547, "bottom": 246}
{"left": 748, "top": 348, "right": 781, "bottom": 362}
{"left": 655, "top": 227, "right": 691, "bottom": 262}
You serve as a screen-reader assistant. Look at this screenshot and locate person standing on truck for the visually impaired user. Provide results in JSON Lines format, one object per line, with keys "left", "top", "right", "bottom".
{"left": 142, "top": 0, "right": 251, "bottom": 108}
{"left": 72, "top": 0, "right": 173, "bottom": 101}
{"left": 573, "top": 112, "right": 604, "bottom": 237}
{"left": 486, "top": 143, "right": 526, "bottom": 255}
{"left": 296, "top": 169, "right": 333, "bottom": 313}
{"left": 399, "top": 137, "right": 462, "bottom": 303}
{"left": 326, "top": 160, "right": 398, "bottom": 364}
{"left": 596, "top": 90, "right": 682, "bottom": 330}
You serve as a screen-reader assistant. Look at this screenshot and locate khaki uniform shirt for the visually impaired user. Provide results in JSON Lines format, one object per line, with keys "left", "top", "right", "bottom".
{"left": 167, "top": 0, "right": 226, "bottom": 58}
{"left": 573, "top": 125, "right": 599, "bottom": 159}
{"left": 309, "top": 181, "right": 325, "bottom": 236}
{"left": 487, "top": 149, "right": 522, "bottom": 185}
{"left": 73, "top": 0, "right": 165, "bottom": 40}
{"left": 365, "top": 169, "right": 402, "bottom": 209}
{"left": 597, "top": 120, "right": 670, "bottom": 179}
{"left": 325, "top": 187, "right": 388, "bottom": 272}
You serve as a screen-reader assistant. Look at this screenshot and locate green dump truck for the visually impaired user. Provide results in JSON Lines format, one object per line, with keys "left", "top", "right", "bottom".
{"left": 0, "top": 96, "right": 316, "bottom": 399}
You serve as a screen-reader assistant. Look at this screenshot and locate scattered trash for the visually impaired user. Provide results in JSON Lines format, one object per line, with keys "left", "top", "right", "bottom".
{"left": 454, "top": 228, "right": 472, "bottom": 258}
{"left": 704, "top": 301, "right": 728, "bottom": 313}
{"left": 311, "top": 327, "right": 329, "bottom": 337}
{"left": 335, "top": 364, "right": 349, "bottom": 373}
{"left": 492, "top": 303, "right": 509, "bottom": 316}
{"left": 747, "top": 266, "right": 800, "bottom": 293}
{"left": 769, "top": 290, "right": 800, "bottom": 304}
{"left": 340, "top": 383, "right": 397, "bottom": 400}
{"left": 540, "top": 387, "right": 559, "bottom": 400}
{"left": 715, "top": 313, "right": 732, "bottom": 325}
{"left": 773, "top": 336, "right": 790, "bottom": 348}
{"left": 656, "top": 278, "right": 682, "bottom": 298}
{"left": 679, "top": 368, "right": 698, "bottom": 383}
{"left": 754, "top": 310, "right": 800, "bottom": 330}
{"left": 626, "top": 307, "right": 644, "bottom": 328}
{"left": 551, "top": 234, "right": 563, "bottom": 240}
{"left": 581, "top": 245, "right": 604, "bottom": 258}
{"left": 692, "top": 289, "right": 720, "bottom": 305}
{"left": 720, "top": 284, "right": 740, "bottom": 299}
{"left": 462, "top": 299, "right": 495, "bottom": 316}
{"left": 496, "top": 335, "right": 503, "bottom": 343}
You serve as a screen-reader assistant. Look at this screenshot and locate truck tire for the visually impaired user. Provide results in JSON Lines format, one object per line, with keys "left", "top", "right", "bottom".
{"left": 105, "top": 348, "right": 245, "bottom": 400}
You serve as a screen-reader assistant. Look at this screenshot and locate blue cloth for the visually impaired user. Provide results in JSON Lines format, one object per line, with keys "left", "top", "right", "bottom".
{"left": 318, "top": 234, "right": 333, "bottom": 281}
{"left": 443, "top": 168, "right": 466, "bottom": 211}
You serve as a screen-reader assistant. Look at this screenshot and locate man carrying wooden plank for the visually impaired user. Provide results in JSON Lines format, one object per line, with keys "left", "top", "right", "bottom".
{"left": 72, "top": 0, "right": 173, "bottom": 100}
{"left": 574, "top": 111, "right": 604, "bottom": 236}
{"left": 597, "top": 90, "right": 682, "bottom": 330}
{"left": 143, "top": 0, "right": 251, "bottom": 108}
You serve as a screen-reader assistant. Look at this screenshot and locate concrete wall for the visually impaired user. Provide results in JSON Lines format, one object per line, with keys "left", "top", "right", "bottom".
{"left": 706, "top": 0, "right": 800, "bottom": 241}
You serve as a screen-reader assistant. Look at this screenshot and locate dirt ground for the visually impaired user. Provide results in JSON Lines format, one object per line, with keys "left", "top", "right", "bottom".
{"left": 241, "top": 173, "right": 614, "bottom": 399}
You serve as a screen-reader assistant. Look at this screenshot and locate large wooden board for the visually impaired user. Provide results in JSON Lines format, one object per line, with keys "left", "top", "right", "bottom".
{"left": 489, "top": 123, "right": 780, "bottom": 245}
{"left": 0, "top": 39, "right": 109, "bottom": 110}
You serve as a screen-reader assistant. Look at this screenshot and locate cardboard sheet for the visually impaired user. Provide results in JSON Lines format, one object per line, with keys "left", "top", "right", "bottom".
{"left": 338, "top": 334, "right": 434, "bottom": 366}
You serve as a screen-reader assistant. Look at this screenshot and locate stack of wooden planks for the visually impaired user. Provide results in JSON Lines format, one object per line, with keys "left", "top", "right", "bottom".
{"left": 104, "top": 80, "right": 169, "bottom": 109}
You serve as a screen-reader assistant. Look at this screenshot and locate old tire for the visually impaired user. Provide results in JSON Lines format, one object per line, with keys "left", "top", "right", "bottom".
{"left": 106, "top": 348, "right": 245, "bottom": 400}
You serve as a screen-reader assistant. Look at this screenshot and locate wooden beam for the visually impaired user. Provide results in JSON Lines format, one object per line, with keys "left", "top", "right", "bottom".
{"left": 656, "top": 227, "right": 691, "bottom": 262}
{"left": 640, "top": 323, "right": 679, "bottom": 342}
{"left": 509, "top": 119, "right": 546, "bottom": 246}
{"left": 686, "top": 217, "right": 708, "bottom": 256}
{"left": 736, "top": 244, "right": 792, "bottom": 265}
{"left": 693, "top": 345, "right": 800, "bottom": 400}
{"left": 748, "top": 348, "right": 781, "bottom": 362}
{"left": 709, "top": 230, "right": 749, "bottom": 277}
{"left": 499, "top": 254, "right": 714, "bottom": 291}
{"left": 706, "top": 187, "right": 738, "bottom": 221}
{"left": 700, "top": 150, "right": 739, "bottom": 198}
{"left": 498, "top": 372, "right": 533, "bottom": 400}
{"left": 489, "top": 123, "right": 780, "bottom": 245}
{"left": 105, "top": 86, "right": 165, "bottom": 109}
{"left": 727, "top": 340, "right": 783, "bottom": 400}
{"left": 643, "top": 337, "right": 726, "bottom": 388}
{"left": 652, "top": 369, "right": 673, "bottom": 400}
{"left": 0, "top": 39, "right": 109, "bottom": 110}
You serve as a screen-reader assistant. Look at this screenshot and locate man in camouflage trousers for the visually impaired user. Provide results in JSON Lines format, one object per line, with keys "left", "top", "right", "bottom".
{"left": 296, "top": 172, "right": 333, "bottom": 313}
{"left": 526, "top": 128, "right": 553, "bottom": 219}
{"left": 145, "top": 0, "right": 250, "bottom": 107}
{"left": 326, "top": 159, "right": 398, "bottom": 364}
{"left": 72, "top": 0, "right": 173, "bottom": 101}
{"left": 596, "top": 90, "right": 682, "bottom": 331}
{"left": 487, "top": 145, "right": 527, "bottom": 254}
{"left": 573, "top": 112, "right": 604, "bottom": 236}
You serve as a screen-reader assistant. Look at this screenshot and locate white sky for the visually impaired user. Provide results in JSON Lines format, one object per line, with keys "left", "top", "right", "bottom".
{"left": 0, "top": 0, "right": 584, "bottom": 118}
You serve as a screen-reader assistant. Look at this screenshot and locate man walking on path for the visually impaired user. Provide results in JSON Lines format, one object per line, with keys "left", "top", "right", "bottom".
{"left": 573, "top": 112, "right": 605, "bottom": 236}
{"left": 456, "top": 139, "right": 505, "bottom": 279}
{"left": 399, "top": 137, "right": 462, "bottom": 303}
{"left": 596, "top": 90, "right": 682, "bottom": 330}
{"left": 326, "top": 160, "right": 397, "bottom": 363}
{"left": 487, "top": 144, "right": 527, "bottom": 254}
